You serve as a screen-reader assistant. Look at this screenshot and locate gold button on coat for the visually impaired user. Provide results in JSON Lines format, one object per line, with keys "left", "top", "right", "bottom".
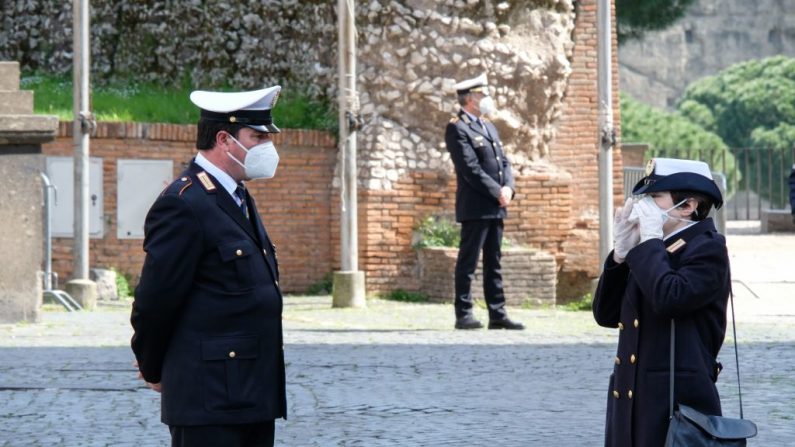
{"left": 235, "top": 249, "right": 243, "bottom": 256}
{"left": 228, "top": 351, "right": 236, "bottom": 358}
{"left": 634, "top": 319, "right": 639, "bottom": 328}
{"left": 613, "top": 390, "right": 620, "bottom": 399}
{"left": 275, "top": 280, "right": 279, "bottom": 287}
{"left": 628, "top": 390, "right": 633, "bottom": 399}
{"left": 618, "top": 322, "right": 624, "bottom": 330}
{"left": 630, "top": 354, "right": 637, "bottom": 364}
{"left": 614, "top": 356, "right": 621, "bottom": 365}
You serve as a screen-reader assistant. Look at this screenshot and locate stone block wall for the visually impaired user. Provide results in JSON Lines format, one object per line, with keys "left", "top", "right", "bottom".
{"left": 42, "top": 123, "right": 337, "bottom": 293}
{"left": 417, "top": 246, "right": 557, "bottom": 306}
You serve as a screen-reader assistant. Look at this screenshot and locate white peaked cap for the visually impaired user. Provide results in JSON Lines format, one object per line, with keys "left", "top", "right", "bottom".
{"left": 453, "top": 73, "right": 489, "bottom": 94}
{"left": 648, "top": 158, "right": 713, "bottom": 180}
{"left": 190, "top": 85, "right": 281, "bottom": 133}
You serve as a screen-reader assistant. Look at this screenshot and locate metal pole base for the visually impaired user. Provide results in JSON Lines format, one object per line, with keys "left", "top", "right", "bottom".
{"left": 332, "top": 271, "right": 366, "bottom": 308}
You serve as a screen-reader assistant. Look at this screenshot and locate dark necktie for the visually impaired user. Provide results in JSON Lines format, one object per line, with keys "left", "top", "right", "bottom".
{"left": 234, "top": 184, "right": 249, "bottom": 218}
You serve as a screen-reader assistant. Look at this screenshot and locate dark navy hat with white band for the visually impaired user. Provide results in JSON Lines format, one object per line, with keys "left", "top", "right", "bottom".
{"left": 632, "top": 158, "right": 724, "bottom": 209}
{"left": 190, "top": 86, "right": 281, "bottom": 133}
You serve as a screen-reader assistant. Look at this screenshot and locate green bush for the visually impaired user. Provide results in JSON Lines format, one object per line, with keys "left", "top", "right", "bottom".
{"left": 382, "top": 289, "right": 428, "bottom": 303}
{"left": 562, "top": 293, "right": 593, "bottom": 311}
{"left": 112, "top": 268, "right": 133, "bottom": 299}
{"left": 413, "top": 216, "right": 460, "bottom": 249}
{"left": 306, "top": 273, "right": 333, "bottom": 295}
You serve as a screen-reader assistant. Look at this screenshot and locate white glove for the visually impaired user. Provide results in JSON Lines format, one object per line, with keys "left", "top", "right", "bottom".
{"left": 629, "top": 195, "right": 665, "bottom": 242}
{"left": 613, "top": 198, "right": 640, "bottom": 262}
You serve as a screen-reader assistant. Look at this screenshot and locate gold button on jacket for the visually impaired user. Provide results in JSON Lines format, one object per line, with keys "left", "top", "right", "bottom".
{"left": 228, "top": 351, "right": 236, "bottom": 358}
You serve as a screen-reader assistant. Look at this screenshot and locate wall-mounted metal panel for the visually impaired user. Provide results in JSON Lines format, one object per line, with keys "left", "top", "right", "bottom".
{"left": 45, "top": 156, "right": 104, "bottom": 238}
{"left": 117, "top": 159, "right": 174, "bottom": 239}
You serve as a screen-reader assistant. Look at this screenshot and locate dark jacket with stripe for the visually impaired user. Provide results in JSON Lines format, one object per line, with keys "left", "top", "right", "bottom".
{"left": 131, "top": 160, "right": 286, "bottom": 426}
{"left": 445, "top": 109, "right": 515, "bottom": 222}
{"left": 593, "top": 218, "right": 730, "bottom": 447}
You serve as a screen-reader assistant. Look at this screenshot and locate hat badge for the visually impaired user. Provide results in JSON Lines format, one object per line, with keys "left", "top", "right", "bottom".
{"left": 645, "top": 159, "right": 655, "bottom": 176}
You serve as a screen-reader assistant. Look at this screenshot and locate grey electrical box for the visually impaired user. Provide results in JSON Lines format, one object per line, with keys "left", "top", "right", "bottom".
{"left": 45, "top": 156, "right": 104, "bottom": 238}
{"left": 117, "top": 159, "right": 174, "bottom": 239}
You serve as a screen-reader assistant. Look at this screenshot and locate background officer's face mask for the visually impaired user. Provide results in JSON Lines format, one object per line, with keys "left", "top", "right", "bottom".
{"left": 227, "top": 135, "right": 280, "bottom": 180}
{"left": 478, "top": 95, "right": 496, "bottom": 116}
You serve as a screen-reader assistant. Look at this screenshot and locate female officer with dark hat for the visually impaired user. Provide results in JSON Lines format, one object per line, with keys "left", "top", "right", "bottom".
{"left": 593, "top": 158, "right": 732, "bottom": 447}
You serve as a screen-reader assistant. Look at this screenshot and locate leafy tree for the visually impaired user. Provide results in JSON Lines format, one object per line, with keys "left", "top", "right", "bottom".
{"left": 677, "top": 56, "right": 795, "bottom": 207}
{"left": 617, "top": 0, "right": 697, "bottom": 43}
{"left": 620, "top": 93, "right": 737, "bottom": 193}
{"left": 678, "top": 56, "right": 795, "bottom": 150}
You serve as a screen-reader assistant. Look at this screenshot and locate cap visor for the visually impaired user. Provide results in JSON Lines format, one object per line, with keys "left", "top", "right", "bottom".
{"left": 245, "top": 123, "right": 280, "bottom": 134}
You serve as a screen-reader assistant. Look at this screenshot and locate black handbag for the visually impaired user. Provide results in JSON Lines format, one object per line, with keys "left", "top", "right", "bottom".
{"left": 664, "top": 293, "right": 758, "bottom": 446}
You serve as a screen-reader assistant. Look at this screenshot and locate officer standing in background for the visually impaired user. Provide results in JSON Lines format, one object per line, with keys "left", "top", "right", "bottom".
{"left": 131, "top": 86, "right": 286, "bottom": 446}
{"left": 445, "top": 73, "right": 524, "bottom": 330}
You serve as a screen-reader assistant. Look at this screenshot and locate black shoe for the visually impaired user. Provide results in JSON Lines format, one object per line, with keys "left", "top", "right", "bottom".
{"left": 455, "top": 316, "right": 484, "bottom": 330}
{"left": 488, "top": 318, "right": 525, "bottom": 330}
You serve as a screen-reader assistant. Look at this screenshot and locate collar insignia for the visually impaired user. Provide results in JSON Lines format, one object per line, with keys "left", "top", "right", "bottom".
{"left": 196, "top": 171, "right": 216, "bottom": 192}
{"left": 666, "top": 238, "right": 686, "bottom": 253}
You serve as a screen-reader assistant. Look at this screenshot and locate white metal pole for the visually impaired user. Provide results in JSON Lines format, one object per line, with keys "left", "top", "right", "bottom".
{"left": 597, "top": 0, "right": 615, "bottom": 266}
{"left": 333, "top": 0, "right": 365, "bottom": 307}
{"left": 72, "top": 0, "right": 91, "bottom": 280}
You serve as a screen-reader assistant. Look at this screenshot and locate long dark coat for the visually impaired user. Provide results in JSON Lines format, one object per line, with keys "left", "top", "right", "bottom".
{"left": 131, "top": 160, "right": 286, "bottom": 426}
{"left": 445, "top": 109, "right": 515, "bottom": 222}
{"left": 593, "top": 218, "right": 731, "bottom": 447}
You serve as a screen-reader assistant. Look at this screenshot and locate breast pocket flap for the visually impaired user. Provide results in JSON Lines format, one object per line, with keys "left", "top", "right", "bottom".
{"left": 218, "top": 240, "right": 256, "bottom": 262}
{"left": 201, "top": 337, "right": 259, "bottom": 361}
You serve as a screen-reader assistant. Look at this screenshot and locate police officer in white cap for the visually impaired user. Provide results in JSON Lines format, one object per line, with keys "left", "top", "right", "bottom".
{"left": 132, "top": 86, "right": 286, "bottom": 446}
{"left": 593, "top": 158, "right": 731, "bottom": 446}
{"left": 445, "top": 73, "right": 524, "bottom": 330}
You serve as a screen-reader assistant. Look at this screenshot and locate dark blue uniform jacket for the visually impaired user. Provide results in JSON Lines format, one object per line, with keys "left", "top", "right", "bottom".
{"left": 445, "top": 109, "right": 515, "bottom": 222}
{"left": 131, "top": 160, "right": 286, "bottom": 426}
{"left": 593, "top": 218, "right": 730, "bottom": 447}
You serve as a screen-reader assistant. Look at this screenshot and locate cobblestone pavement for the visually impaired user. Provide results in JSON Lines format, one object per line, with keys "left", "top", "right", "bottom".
{"left": 1, "top": 227, "right": 794, "bottom": 446}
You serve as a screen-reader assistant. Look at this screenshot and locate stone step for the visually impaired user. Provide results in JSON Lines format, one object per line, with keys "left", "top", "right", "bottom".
{"left": 0, "top": 62, "right": 20, "bottom": 91}
{"left": 0, "top": 90, "right": 33, "bottom": 114}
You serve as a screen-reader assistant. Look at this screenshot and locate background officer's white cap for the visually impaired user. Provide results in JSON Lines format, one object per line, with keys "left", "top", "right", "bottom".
{"left": 190, "top": 85, "right": 281, "bottom": 133}
{"left": 632, "top": 158, "right": 723, "bottom": 209}
{"left": 453, "top": 73, "right": 489, "bottom": 95}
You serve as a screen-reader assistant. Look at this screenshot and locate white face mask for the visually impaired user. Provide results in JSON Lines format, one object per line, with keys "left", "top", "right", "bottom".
{"left": 227, "top": 136, "right": 279, "bottom": 180}
{"left": 629, "top": 195, "right": 692, "bottom": 224}
{"left": 478, "top": 95, "right": 496, "bottom": 116}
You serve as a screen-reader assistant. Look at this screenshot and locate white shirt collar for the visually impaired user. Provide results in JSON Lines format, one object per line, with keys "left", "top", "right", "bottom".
{"left": 664, "top": 221, "right": 698, "bottom": 241}
{"left": 194, "top": 152, "right": 240, "bottom": 202}
{"left": 462, "top": 109, "right": 480, "bottom": 123}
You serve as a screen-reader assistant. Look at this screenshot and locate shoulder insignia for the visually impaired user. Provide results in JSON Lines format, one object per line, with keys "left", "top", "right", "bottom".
{"left": 461, "top": 114, "right": 472, "bottom": 124}
{"left": 449, "top": 116, "right": 459, "bottom": 123}
{"left": 666, "top": 238, "right": 686, "bottom": 253}
{"left": 196, "top": 171, "right": 216, "bottom": 192}
{"left": 178, "top": 177, "right": 193, "bottom": 196}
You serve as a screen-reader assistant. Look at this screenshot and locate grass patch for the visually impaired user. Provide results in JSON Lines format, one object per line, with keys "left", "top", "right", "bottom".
{"left": 21, "top": 73, "right": 336, "bottom": 130}
{"left": 382, "top": 289, "right": 429, "bottom": 303}
{"left": 306, "top": 273, "right": 333, "bottom": 296}
{"left": 562, "top": 293, "right": 593, "bottom": 311}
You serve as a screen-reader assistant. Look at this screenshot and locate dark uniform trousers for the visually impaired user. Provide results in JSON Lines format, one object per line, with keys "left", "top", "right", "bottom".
{"left": 454, "top": 219, "right": 508, "bottom": 321}
{"left": 169, "top": 420, "right": 274, "bottom": 447}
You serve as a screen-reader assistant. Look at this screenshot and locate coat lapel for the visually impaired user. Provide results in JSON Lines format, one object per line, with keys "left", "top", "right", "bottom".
{"left": 188, "top": 162, "right": 260, "bottom": 242}
{"left": 247, "top": 195, "right": 278, "bottom": 281}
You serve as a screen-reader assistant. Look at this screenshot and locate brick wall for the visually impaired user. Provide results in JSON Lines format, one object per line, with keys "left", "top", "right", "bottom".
{"left": 548, "top": 0, "right": 623, "bottom": 296}
{"left": 43, "top": 122, "right": 337, "bottom": 293}
{"left": 417, "top": 247, "right": 557, "bottom": 306}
